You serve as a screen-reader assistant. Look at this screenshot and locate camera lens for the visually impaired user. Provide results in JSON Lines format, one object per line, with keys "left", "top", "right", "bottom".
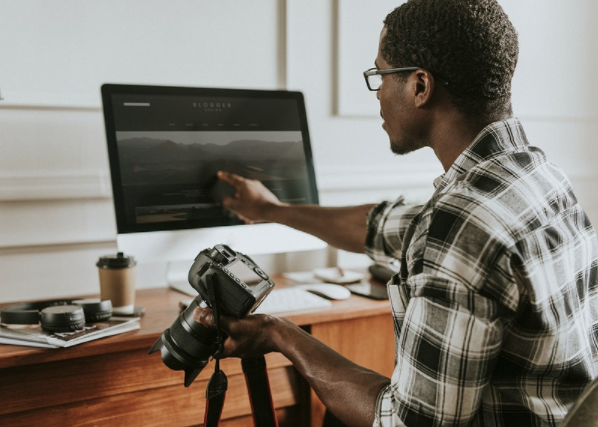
{"left": 150, "top": 244, "right": 274, "bottom": 388}
{"left": 149, "top": 297, "right": 219, "bottom": 387}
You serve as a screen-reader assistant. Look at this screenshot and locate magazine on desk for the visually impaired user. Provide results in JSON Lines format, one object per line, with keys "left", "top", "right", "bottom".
{"left": 0, "top": 317, "right": 140, "bottom": 349}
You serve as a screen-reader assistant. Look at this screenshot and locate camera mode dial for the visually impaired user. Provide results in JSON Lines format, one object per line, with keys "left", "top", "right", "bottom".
{"left": 254, "top": 267, "right": 268, "bottom": 280}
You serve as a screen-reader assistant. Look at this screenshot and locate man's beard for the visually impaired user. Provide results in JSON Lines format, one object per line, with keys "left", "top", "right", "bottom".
{"left": 389, "top": 136, "right": 424, "bottom": 156}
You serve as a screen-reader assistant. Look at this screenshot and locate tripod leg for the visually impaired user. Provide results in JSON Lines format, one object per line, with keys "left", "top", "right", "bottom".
{"left": 242, "top": 355, "right": 279, "bottom": 427}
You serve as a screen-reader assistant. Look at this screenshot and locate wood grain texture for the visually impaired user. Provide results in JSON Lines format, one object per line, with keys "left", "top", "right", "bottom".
{"left": 0, "top": 274, "right": 394, "bottom": 426}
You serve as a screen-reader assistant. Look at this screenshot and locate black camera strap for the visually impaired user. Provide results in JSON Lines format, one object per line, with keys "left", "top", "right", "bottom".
{"left": 204, "top": 274, "right": 227, "bottom": 427}
{"left": 204, "top": 369, "right": 227, "bottom": 426}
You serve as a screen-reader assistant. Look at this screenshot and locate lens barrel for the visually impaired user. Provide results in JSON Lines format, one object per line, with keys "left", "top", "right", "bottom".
{"left": 149, "top": 297, "right": 219, "bottom": 387}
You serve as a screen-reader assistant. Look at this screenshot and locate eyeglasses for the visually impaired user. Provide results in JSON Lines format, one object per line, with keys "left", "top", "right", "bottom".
{"left": 363, "top": 67, "right": 449, "bottom": 91}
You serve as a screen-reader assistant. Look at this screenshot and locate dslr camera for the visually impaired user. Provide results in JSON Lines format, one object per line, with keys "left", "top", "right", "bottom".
{"left": 149, "top": 244, "right": 275, "bottom": 386}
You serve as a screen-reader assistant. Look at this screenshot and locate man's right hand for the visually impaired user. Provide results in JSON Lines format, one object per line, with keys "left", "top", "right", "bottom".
{"left": 217, "top": 171, "right": 286, "bottom": 224}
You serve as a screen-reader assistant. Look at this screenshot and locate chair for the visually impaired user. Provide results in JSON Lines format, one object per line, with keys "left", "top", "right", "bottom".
{"left": 562, "top": 378, "right": 598, "bottom": 426}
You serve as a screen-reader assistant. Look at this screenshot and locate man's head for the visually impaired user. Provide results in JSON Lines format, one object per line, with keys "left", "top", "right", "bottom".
{"left": 382, "top": 0, "right": 518, "bottom": 122}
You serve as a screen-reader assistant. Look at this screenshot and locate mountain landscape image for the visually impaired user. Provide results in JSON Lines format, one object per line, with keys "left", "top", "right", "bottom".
{"left": 116, "top": 132, "right": 312, "bottom": 224}
{"left": 117, "top": 134, "right": 308, "bottom": 185}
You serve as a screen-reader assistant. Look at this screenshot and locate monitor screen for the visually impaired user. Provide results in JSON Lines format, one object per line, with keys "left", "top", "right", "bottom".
{"left": 101, "top": 84, "right": 319, "bottom": 235}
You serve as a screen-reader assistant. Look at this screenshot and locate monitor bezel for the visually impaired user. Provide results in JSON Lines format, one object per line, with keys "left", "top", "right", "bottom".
{"left": 101, "top": 83, "right": 319, "bottom": 235}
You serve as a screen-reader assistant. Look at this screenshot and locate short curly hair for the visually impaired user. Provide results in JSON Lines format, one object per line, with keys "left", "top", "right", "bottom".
{"left": 383, "top": 0, "right": 518, "bottom": 120}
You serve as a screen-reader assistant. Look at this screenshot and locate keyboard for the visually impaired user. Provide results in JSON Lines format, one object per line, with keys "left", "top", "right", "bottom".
{"left": 255, "top": 287, "right": 332, "bottom": 314}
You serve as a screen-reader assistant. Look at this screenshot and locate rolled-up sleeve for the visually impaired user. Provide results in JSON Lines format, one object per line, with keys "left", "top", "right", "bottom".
{"left": 365, "top": 198, "right": 422, "bottom": 263}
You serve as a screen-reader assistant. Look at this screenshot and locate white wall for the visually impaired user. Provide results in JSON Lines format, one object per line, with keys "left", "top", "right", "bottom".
{"left": 1, "top": 0, "right": 597, "bottom": 303}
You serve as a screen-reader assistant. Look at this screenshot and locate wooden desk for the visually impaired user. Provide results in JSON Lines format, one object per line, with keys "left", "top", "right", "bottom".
{"left": 0, "top": 276, "right": 394, "bottom": 427}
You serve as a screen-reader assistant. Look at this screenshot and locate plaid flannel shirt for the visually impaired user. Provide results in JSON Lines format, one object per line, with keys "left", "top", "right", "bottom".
{"left": 366, "top": 118, "right": 598, "bottom": 426}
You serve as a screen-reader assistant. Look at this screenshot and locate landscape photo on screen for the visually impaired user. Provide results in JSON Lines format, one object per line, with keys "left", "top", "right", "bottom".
{"left": 116, "top": 131, "right": 311, "bottom": 225}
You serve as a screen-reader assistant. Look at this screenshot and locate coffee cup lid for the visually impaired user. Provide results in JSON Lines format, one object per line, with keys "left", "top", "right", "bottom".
{"left": 97, "top": 252, "right": 136, "bottom": 269}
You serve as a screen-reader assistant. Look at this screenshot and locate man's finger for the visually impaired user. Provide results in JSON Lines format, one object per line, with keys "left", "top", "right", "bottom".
{"left": 193, "top": 307, "right": 216, "bottom": 328}
{"left": 221, "top": 196, "right": 238, "bottom": 211}
{"left": 217, "top": 171, "right": 243, "bottom": 187}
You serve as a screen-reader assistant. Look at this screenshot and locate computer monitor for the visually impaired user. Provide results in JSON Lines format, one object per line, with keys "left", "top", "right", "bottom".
{"left": 101, "top": 84, "right": 326, "bottom": 292}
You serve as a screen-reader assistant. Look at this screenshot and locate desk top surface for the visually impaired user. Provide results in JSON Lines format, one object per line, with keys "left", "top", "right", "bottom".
{"left": 0, "top": 275, "right": 390, "bottom": 369}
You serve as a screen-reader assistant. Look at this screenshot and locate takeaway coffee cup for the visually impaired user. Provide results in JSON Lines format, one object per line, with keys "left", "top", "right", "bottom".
{"left": 96, "top": 252, "right": 137, "bottom": 315}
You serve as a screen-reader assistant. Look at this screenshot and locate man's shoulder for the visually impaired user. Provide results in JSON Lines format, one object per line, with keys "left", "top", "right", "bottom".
{"left": 425, "top": 189, "right": 515, "bottom": 250}
{"left": 429, "top": 161, "right": 548, "bottom": 238}
{"left": 428, "top": 151, "right": 581, "bottom": 247}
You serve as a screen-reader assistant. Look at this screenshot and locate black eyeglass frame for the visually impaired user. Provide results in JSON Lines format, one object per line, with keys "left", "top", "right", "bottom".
{"left": 363, "top": 67, "right": 449, "bottom": 91}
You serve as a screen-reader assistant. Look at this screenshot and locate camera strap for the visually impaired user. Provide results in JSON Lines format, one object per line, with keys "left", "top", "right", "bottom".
{"left": 204, "top": 369, "right": 227, "bottom": 427}
{"left": 204, "top": 274, "right": 227, "bottom": 427}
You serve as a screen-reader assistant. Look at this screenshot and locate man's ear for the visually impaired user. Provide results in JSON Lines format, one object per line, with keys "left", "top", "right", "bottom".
{"left": 413, "top": 70, "right": 435, "bottom": 108}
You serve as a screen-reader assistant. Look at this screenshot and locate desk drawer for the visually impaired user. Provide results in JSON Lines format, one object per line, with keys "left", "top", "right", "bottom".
{"left": 1, "top": 348, "right": 304, "bottom": 426}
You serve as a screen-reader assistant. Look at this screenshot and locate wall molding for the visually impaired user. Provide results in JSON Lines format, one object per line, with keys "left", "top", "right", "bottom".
{"left": 3, "top": 165, "right": 597, "bottom": 206}
{"left": 317, "top": 163, "right": 438, "bottom": 192}
{"left": 0, "top": 102, "right": 101, "bottom": 111}
{"left": 0, "top": 239, "right": 117, "bottom": 256}
{"left": 0, "top": 166, "right": 438, "bottom": 203}
{"left": 0, "top": 170, "right": 111, "bottom": 201}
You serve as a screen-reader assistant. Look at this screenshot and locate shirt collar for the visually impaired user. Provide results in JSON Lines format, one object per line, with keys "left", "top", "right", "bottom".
{"left": 433, "top": 118, "right": 529, "bottom": 190}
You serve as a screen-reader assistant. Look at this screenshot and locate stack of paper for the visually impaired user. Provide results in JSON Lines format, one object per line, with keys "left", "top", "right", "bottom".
{"left": 0, "top": 317, "right": 140, "bottom": 349}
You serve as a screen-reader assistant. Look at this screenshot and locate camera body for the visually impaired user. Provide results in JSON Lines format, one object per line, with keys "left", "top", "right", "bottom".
{"left": 189, "top": 244, "right": 274, "bottom": 318}
{"left": 149, "top": 244, "right": 274, "bottom": 387}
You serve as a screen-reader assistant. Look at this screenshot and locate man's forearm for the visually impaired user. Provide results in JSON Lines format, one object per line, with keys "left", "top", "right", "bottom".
{"left": 217, "top": 172, "right": 376, "bottom": 252}
{"left": 265, "top": 203, "right": 377, "bottom": 253}
{"left": 194, "top": 307, "right": 390, "bottom": 426}
{"left": 270, "top": 317, "right": 390, "bottom": 427}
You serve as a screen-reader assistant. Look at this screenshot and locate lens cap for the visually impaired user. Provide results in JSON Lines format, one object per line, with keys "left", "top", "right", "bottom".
{"left": 72, "top": 298, "right": 113, "bottom": 322}
{"left": 40, "top": 305, "right": 86, "bottom": 332}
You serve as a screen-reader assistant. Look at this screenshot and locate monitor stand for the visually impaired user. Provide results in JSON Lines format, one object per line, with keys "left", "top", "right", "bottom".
{"left": 166, "top": 260, "right": 197, "bottom": 296}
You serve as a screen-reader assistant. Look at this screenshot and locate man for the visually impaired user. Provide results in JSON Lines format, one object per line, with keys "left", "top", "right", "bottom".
{"left": 194, "top": 0, "right": 598, "bottom": 425}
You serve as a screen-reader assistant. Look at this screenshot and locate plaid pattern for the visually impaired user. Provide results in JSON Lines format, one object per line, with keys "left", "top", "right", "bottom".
{"left": 366, "top": 119, "right": 598, "bottom": 427}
